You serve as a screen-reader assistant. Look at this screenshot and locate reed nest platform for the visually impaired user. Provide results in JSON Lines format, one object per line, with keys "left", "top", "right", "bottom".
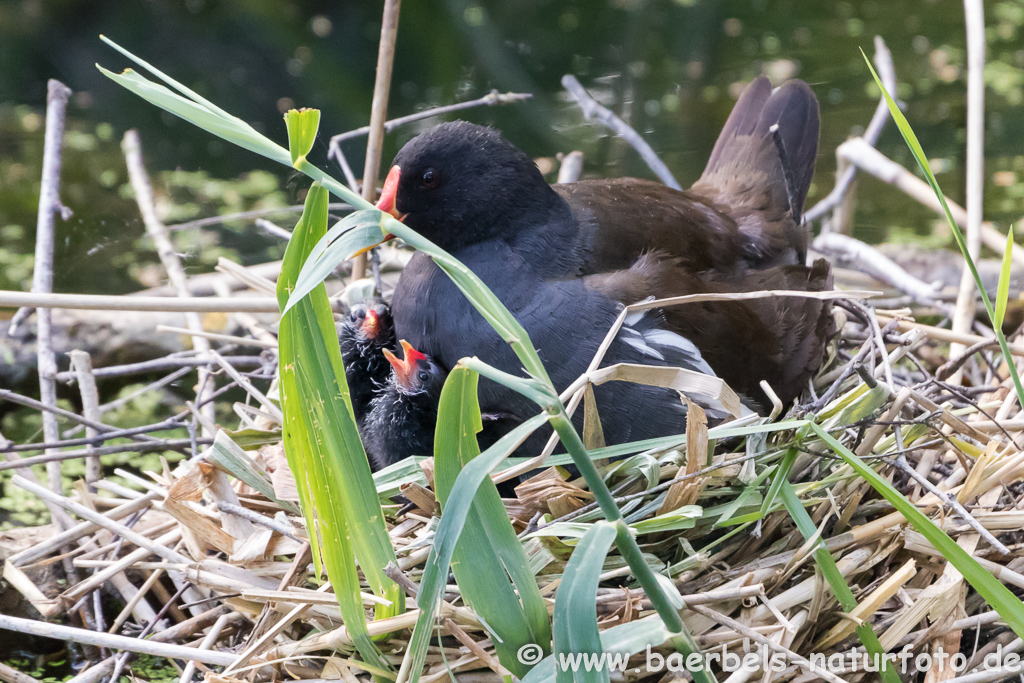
{"left": 5, "top": 286, "right": 1024, "bottom": 683}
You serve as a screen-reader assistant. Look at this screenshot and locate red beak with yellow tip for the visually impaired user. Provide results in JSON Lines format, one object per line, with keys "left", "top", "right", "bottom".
{"left": 361, "top": 308, "right": 379, "bottom": 338}
{"left": 351, "top": 165, "right": 404, "bottom": 259}
{"left": 382, "top": 340, "right": 428, "bottom": 389}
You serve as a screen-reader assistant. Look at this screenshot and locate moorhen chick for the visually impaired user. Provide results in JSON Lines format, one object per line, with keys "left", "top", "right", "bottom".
{"left": 370, "top": 77, "right": 832, "bottom": 445}
{"left": 338, "top": 299, "right": 396, "bottom": 424}
{"left": 363, "top": 340, "right": 445, "bottom": 470}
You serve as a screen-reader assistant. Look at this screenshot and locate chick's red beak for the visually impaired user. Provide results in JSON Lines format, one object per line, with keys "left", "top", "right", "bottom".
{"left": 361, "top": 308, "right": 379, "bottom": 338}
{"left": 382, "top": 340, "right": 428, "bottom": 389}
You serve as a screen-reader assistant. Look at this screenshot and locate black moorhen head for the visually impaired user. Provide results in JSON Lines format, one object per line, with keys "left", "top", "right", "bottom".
{"left": 376, "top": 121, "right": 564, "bottom": 251}
{"left": 363, "top": 340, "right": 446, "bottom": 470}
{"left": 339, "top": 298, "right": 396, "bottom": 423}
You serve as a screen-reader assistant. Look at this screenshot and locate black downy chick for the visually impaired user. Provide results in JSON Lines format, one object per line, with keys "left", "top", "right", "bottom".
{"left": 338, "top": 299, "right": 396, "bottom": 424}
{"left": 362, "top": 340, "right": 521, "bottom": 472}
{"left": 363, "top": 340, "right": 447, "bottom": 470}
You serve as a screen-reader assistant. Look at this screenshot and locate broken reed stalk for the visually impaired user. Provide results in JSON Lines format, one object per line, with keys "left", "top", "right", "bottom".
{"left": 949, "top": 0, "right": 987, "bottom": 381}
{"left": 68, "top": 350, "right": 102, "bottom": 487}
{"left": 32, "top": 79, "right": 73, "bottom": 514}
{"left": 123, "top": 128, "right": 216, "bottom": 436}
{"left": 352, "top": 0, "right": 401, "bottom": 281}
{"left": 837, "top": 137, "right": 1024, "bottom": 266}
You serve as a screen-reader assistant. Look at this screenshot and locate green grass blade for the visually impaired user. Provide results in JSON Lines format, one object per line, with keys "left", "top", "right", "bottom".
{"left": 284, "top": 108, "right": 321, "bottom": 167}
{"left": 97, "top": 65, "right": 290, "bottom": 165}
{"left": 778, "top": 479, "right": 900, "bottom": 683}
{"left": 553, "top": 521, "right": 618, "bottom": 683}
{"left": 433, "top": 367, "right": 551, "bottom": 676}
{"left": 276, "top": 183, "right": 404, "bottom": 670}
{"left": 402, "top": 411, "right": 549, "bottom": 683}
{"left": 996, "top": 225, "right": 1015, "bottom": 329}
{"left": 809, "top": 422, "right": 1024, "bottom": 641}
{"left": 760, "top": 449, "right": 796, "bottom": 520}
{"left": 862, "top": 49, "right": 1024, "bottom": 408}
{"left": 100, "top": 35, "right": 238, "bottom": 119}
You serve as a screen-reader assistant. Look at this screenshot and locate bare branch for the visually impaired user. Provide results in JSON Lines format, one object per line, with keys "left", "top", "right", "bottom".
{"left": 561, "top": 74, "right": 681, "bottom": 190}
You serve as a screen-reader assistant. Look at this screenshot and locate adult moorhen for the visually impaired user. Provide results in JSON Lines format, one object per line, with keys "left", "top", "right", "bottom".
{"left": 338, "top": 299, "right": 396, "bottom": 424}
{"left": 362, "top": 307, "right": 738, "bottom": 467}
{"left": 371, "top": 77, "right": 832, "bottom": 445}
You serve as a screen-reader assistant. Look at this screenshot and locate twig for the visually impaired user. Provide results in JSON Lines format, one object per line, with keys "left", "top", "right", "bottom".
{"left": 123, "top": 129, "right": 215, "bottom": 436}
{"left": 253, "top": 218, "right": 291, "bottom": 240}
{"left": 688, "top": 604, "right": 849, "bottom": 683}
{"left": 209, "top": 350, "right": 283, "bottom": 422}
{"left": 327, "top": 90, "right": 532, "bottom": 158}
{"left": 804, "top": 36, "right": 895, "bottom": 225}
{"left": 352, "top": 0, "right": 402, "bottom": 281}
{"left": 12, "top": 475, "right": 191, "bottom": 564}
{"left": 165, "top": 203, "right": 350, "bottom": 232}
{"left": 0, "top": 614, "right": 233, "bottom": 667}
{"left": 0, "top": 661, "right": 43, "bottom": 683}
{"left": 176, "top": 613, "right": 231, "bottom": 683}
{"left": 837, "top": 137, "right": 1024, "bottom": 267}
{"left": 885, "top": 455, "right": 1009, "bottom": 554}
{"left": 156, "top": 325, "right": 277, "bottom": 348}
{"left": 0, "top": 388, "right": 161, "bottom": 441}
{"left": 55, "top": 355, "right": 265, "bottom": 382}
{"left": 1, "top": 417, "right": 182, "bottom": 454}
{"left": 0, "top": 290, "right": 341, "bottom": 313}
{"left": 937, "top": 339, "right": 1002, "bottom": 380}
{"left": 949, "top": 0, "right": 987, "bottom": 382}
{"left": 68, "top": 351, "right": 102, "bottom": 488}
{"left": 216, "top": 502, "right": 300, "bottom": 542}
{"left": 31, "top": 79, "right": 74, "bottom": 515}
{"left": 561, "top": 74, "right": 681, "bottom": 190}
{"left": 812, "top": 233, "right": 947, "bottom": 311}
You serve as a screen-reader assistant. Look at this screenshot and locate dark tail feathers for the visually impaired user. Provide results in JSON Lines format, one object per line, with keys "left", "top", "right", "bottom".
{"left": 695, "top": 77, "right": 820, "bottom": 256}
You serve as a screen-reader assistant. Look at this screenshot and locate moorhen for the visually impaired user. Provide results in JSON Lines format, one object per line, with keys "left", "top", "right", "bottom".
{"left": 371, "top": 77, "right": 832, "bottom": 446}
{"left": 362, "top": 306, "right": 736, "bottom": 468}
{"left": 339, "top": 299, "right": 396, "bottom": 424}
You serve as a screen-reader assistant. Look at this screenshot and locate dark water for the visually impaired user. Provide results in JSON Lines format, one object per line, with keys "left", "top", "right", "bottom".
{"left": 1, "top": 0, "right": 1023, "bottom": 296}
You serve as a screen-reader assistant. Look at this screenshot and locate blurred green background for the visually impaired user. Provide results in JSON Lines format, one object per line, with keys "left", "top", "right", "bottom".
{"left": 2, "top": 0, "right": 1023, "bottom": 299}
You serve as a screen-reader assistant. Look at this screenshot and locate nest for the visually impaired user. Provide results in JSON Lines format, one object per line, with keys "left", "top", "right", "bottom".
{"left": 5, "top": 287, "right": 1024, "bottom": 683}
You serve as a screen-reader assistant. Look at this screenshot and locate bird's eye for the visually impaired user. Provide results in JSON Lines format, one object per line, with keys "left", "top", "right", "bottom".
{"left": 418, "top": 371, "right": 430, "bottom": 382}
{"left": 420, "top": 168, "right": 439, "bottom": 188}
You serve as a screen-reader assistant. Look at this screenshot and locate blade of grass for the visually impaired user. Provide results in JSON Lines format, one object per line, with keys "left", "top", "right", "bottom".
{"left": 523, "top": 615, "right": 672, "bottom": 683}
{"left": 996, "top": 225, "right": 1015, "bottom": 329}
{"left": 400, "top": 411, "right": 550, "bottom": 683}
{"left": 862, "top": 49, "right": 1024, "bottom": 408}
{"left": 809, "top": 422, "right": 1024, "bottom": 640}
{"left": 553, "top": 521, "right": 618, "bottom": 683}
{"left": 276, "top": 182, "right": 403, "bottom": 671}
{"left": 433, "top": 367, "right": 551, "bottom": 676}
{"left": 778, "top": 479, "right": 900, "bottom": 683}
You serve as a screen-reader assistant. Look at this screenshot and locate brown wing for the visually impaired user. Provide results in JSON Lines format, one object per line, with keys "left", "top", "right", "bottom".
{"left": 583, "top": 253, "right": 834, "bottom": 406}
{"left": 556, "top": 178, "right": 746, "bottom": 275}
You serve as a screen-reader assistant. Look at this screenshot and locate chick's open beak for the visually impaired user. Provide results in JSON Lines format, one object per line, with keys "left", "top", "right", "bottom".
{"left": 352, "top": 166, "right": 404, "bottom": 258}
{"left": 382, "top": 340, "right": 427, "bottom": 389}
